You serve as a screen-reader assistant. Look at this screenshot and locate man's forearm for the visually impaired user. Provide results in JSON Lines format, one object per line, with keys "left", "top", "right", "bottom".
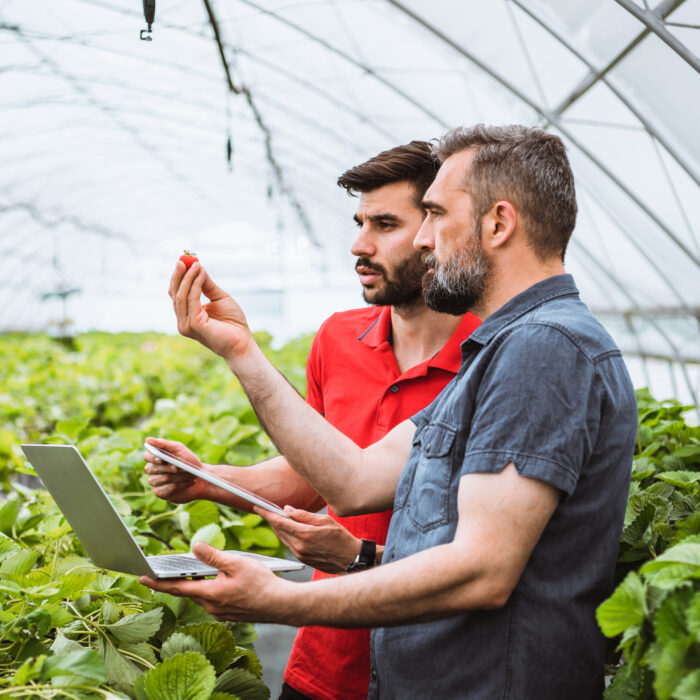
{"left": 262, "top": 540, "right": 502, "bottom": 628}
{"left": 206, "top": 456, "right": 324, "bottom": 512}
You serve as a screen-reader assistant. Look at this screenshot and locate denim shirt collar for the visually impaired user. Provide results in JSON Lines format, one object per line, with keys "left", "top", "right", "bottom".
{"left": 466, "top": 273, "right": 579, "bottom": 349}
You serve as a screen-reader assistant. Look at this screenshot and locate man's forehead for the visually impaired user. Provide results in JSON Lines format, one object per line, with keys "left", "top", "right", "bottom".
{"left": 424, "top": 150, "right": 474, "bottom": 203}
{"left": 356, "top": 181, "right": 421, "bottom": 218}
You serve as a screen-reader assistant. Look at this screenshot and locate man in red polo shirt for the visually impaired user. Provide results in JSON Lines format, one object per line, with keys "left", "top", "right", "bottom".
{"left": 144, "top": 141, "right": 480, "bottom": 699}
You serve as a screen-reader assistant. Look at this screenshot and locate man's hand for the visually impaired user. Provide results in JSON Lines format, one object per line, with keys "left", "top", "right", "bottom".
{"left": 143, "top": 437, "right": 212, "bottom": 503}
{"left": 255, "top": 505, "right": 365, "bottom": 574}
{"left": 140, "top": 543, "right": 292, "bottom": 622}
{"left": 169, "top": 261, "right": 253, "bottom": 361}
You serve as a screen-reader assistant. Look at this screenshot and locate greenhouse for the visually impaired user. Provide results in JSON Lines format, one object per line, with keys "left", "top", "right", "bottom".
{"left": 0, "top": 1, "right": 699, "bottom": 698}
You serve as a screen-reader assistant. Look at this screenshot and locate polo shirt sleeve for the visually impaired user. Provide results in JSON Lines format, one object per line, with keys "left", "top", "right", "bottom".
{"left": 304, "top": 317, "right": 328, "bottom": 414}
{"left": 461, "top": 323, "right": 604, "bottom": 497}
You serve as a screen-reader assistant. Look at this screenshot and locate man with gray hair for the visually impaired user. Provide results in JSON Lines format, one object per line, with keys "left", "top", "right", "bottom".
{"left": 143, "top": 124, "right": 638, "bottom": 699}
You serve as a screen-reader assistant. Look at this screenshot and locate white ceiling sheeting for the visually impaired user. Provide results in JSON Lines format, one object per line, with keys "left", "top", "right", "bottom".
{"left": 1, "top": 0, "right": 698, "bottom": 406}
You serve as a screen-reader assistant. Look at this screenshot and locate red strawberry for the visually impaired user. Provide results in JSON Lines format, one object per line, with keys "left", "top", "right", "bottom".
{"left": 179, "top": 250, "right": 199, "bottom": 270}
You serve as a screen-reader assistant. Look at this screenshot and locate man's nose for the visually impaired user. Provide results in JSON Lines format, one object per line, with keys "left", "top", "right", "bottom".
{"left": 350, "top": 227, "right": 375, "bottom": 258}
{"left": 414, "top": 215, "right": 434, "bottom": 252}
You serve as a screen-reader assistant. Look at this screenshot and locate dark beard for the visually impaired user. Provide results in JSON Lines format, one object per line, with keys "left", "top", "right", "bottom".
{"left": 358, "top": 253, "right": 426, "bottom": 308}
{"left": 421, "top": 231, "right": 489, "bottom": 316}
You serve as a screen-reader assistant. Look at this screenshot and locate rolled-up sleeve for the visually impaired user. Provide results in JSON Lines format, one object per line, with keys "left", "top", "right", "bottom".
{"left": 461, "top": 323, "right": 604, "bottom": 496}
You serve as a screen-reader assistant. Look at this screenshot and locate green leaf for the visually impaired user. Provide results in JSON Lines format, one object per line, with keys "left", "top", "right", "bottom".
{"left": 211, "top": 693, "right": 243, "bottom": 700}
{"left": 641, "top": 542, "right": 700, "bottom": 573}
{"left": 191, "top": 523, "right": 226, "bottom": 550}
{"left": 232, "top": 646, "right": 263, "bottom": 678}
{"left": 102, "top": 598, "right": 120, "bottom": 625}
{"left": 140, "top": 651, "right": 216, "bottom": 700}
{"left": 121, "top": 641, "right": 157, "bottom": 667}
{"left": 655, "top": 471, "right": 700, "bottom": 490}
{"left": 13, "top": 655, "right": 46, "bottom": 685}
{"left": 0, "top": 547, "right": 38, "bottom": 576}
{"left": 230, "top": 622, "right": 257, "bottom": 649}
{"left": 0, "top": 531, "right": 19, "bottom": 560}
{"left": 42, "top": 649, "right": 108, "bottom": 683}
{"left": 687, "top": 591, "right": 700, "bottom": 641}
{"left": 603, "top": 663, "right": 646, "bottom": 700}
{"left": 50, "top": 630, "right": 85, "bottom": 655}
{"left": 0, "top": 499, "right": 19, "bottom": 535}
{"left": 597, "top": 572, "right": 647, "bottom": 637}
{"left": 55, "top": 418, "right": 89, "bottom": 442}
{"left": 105, "top": 607, "right": 164, "bottom": 644}
{"left": 653, "top": 588, "right": 692, "bottom": 644}
{"left": 652, "top": 635, "right": 695, "bottom": 700}
{"left": 161, "top": 632, "right": 206, "bottom": 659}
{"left": 179, "top": 622, "right": 238, "bottom": 673}
{"left": 101, "top": 637, "right": 143, "bottom": 694}
{"left": 675, "top": 669, "right": 700, "bottom": 700}
{"left": 214, "top": 667, "right": 270, "bottom": 700}
{"left": 247, "top": 526, "right": 280, "bottom": 550}
{"left": 621, "top": 502, "right": 655, "bottom": 546}
{"left": 58, "top": 570, "right": 97, "bottom": 600}
{"left": 185, "top": 500, "right": 221, "bottom": 533}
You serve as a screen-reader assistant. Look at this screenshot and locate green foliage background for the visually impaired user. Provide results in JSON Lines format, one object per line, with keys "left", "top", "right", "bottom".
{"left": 0, "top": 332, "right": 698, "bottom": 698}
{"left": 0, "top": 331, "right": 312, "bottom": 698}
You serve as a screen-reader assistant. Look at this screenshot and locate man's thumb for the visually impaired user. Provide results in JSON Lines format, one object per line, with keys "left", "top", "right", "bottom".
{"left": 285, "top": 506, "right": 325, "bottom": 524}
{"left": 192, "top": 542, "right": 228, "bottom": 571}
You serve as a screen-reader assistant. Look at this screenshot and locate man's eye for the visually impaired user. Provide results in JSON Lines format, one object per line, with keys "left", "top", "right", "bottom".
{"left": 379, "top": 222, "right": 395, "bottom": 231}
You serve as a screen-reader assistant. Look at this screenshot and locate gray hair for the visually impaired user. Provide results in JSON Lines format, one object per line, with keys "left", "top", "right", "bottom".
{"left": 434, "top": 125, "right": 577, "bottom": 261}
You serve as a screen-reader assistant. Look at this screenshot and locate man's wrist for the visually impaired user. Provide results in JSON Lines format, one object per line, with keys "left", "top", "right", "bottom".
{"left": 346, "top": 539, "right": 377, "bottom": 573}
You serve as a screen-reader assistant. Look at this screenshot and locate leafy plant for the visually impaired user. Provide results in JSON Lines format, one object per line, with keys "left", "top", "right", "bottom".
{"left": 0, "top": 330, "right": 313, "bottom": 697}
{"left": 598, "top": 389, "right": 700, "bottom": 699}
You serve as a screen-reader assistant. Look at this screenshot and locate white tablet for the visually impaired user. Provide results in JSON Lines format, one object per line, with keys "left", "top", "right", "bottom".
{"left": 144, "top": 443, "right": 289, "bottom": 518}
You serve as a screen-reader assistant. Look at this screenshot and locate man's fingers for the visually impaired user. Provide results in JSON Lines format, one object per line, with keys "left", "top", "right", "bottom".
{"left": 168, "top": 260, "right": 186, "bottom": 299}
{"left": 201, "top": 269, "right": 228, "bottom": 302}
{"left": 192, "top": 542, "right": 233, "bottom": 573}
{"left": 284, "top": 506, "right": 328, "bottom": 525}
{"left": 187, "top": 265, "right": 207, "bottom": 319}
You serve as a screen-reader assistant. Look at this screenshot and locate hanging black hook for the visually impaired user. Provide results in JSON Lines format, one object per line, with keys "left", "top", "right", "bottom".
{"left": 140, "top": 0, "right": 155, "bottom": 41}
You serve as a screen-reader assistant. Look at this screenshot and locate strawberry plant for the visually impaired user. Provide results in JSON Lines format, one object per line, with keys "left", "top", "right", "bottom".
{"left": 598, "top": 389, "right": 700, "bottom": 699}
{"left": 0, "top": 330, "right": 313, "bottom": 697}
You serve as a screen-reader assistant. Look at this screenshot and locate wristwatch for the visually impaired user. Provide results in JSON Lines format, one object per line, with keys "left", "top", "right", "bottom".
{"left": 346, "top": 539, "right": 377, "bottom": 573}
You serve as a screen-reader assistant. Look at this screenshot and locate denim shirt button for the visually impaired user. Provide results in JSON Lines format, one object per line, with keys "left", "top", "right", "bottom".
{"left": 371, "top": 669, "right": 378, "bottom": 680}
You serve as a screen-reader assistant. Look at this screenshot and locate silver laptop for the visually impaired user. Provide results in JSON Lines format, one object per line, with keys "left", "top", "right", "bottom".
{"left": 21, "top": 444, "right": 304, "bottom": 579}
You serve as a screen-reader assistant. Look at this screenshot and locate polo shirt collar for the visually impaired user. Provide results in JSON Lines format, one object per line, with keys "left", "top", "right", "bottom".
{"left": 358, "top": 306, "right": 393, "bottom": 348}
{"left": 358, "top": 305, "right": 481, "bottom": 377}
{"left": 467, "top": 273, "right": 579, "bottom": 347}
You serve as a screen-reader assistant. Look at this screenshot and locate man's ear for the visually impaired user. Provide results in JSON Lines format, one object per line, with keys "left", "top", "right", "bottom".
{"left": 482, "top": 201, "right": 517, "bottom": 249}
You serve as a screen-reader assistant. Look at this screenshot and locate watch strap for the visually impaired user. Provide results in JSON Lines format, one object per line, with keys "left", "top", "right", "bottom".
{"left": 346, "top": 539, "right": 377, "bottom": 573}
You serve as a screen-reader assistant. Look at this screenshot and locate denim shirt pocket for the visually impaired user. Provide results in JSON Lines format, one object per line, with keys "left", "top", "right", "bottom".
{"left": 406, "top": 422, "right": 457, "bottom": 532}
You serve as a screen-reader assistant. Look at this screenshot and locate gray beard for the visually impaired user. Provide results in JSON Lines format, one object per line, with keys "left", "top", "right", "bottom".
{"left": 421, "top": 236, "right": 489, "bottom": 316}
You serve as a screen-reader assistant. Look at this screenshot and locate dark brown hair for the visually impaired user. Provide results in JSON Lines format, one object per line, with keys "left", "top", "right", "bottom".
{"left": 337, "top": 140, "right": 439, "bottom": 206}
{"left": 434, "top": 125, "right": 577, "bottom": 261}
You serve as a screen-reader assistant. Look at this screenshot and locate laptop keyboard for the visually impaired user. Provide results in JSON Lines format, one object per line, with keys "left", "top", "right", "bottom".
{"left": 147, "top": 555, "right": 215, "bottom": 573}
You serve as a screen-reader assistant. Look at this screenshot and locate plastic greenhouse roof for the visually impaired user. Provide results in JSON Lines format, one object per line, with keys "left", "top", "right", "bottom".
{"left": 0, "top": 0, "right": 699, "bottom": 406}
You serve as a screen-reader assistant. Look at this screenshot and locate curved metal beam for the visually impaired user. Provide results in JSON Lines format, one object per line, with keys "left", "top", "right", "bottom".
{"left": 510, "top": 0, "right": 699, "bottom": 187}
{"left": 384, "top": 0, "right": 699, "bottom": 268}
{"left": 615, "top": 0, "right": 700, "bottom": 73}
{"left": 571, "top": 238, "right": 699, "bottom": 409}
{"left": 236, "top": 0, "right": 449, "bottom": 128}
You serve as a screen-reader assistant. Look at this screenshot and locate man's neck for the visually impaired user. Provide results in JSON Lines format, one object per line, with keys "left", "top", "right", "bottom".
{"left": 389, "top": 301, "right": 464, "bottom": 374}
{"left": 471, "top": 258, "right": 567, "bottom": 320}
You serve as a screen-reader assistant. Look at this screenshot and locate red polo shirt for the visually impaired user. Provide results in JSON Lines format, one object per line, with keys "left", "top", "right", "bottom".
{"left": 284, "top": 306, "right": 481, "bottom": 700}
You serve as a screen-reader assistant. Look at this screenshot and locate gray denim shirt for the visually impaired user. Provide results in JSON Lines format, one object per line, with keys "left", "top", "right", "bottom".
{"left": 368, "top": 274, "right": 637, "bottom": 700}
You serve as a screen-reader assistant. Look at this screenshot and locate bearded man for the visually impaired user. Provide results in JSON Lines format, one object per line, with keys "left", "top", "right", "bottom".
{"left": 144, "top": 125, "right": 637, "bottom": 699}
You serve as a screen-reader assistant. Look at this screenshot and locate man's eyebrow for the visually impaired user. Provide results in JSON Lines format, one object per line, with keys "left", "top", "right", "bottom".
{"left": 421, "top": 199, "right": 445, "bottom": 213}
{"left": 354, "top": 212, "right": 402, "bottom": 224}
